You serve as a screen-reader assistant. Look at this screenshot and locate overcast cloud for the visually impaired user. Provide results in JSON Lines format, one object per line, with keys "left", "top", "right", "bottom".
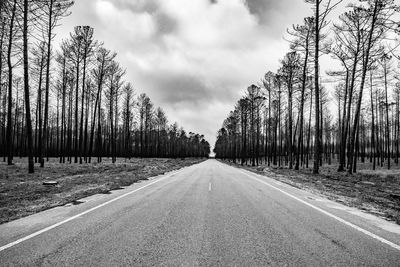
{"left": 55, "top": 0, "right": 316, "bottom": 149}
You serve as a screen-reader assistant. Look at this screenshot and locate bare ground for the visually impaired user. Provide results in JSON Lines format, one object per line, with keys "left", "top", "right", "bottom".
{"left": 0, "top": 157, "right": 206, "bottom": 224}
{"left": 223, "top": 160, "right": 400, "bottom": 225}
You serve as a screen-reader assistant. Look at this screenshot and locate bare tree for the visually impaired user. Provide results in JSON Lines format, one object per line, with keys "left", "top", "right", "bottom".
{"left": 77, "top": 26, "right": 96, "bottom": 163}
{"left": 278, "top": 52, "right": 301, "bottom": 169}
{"left": 88, "top": 47, "right": 116, "bottom": 162}
{"left": 287, "top": 18, "right": 314, "bottom": 170}
{"left": 22, "top": 0, "right": 34, "bottom": 173}
{"left": 6, "top": 0, "right": 19, "bottom": 165}
{"left": 41, "top": 0, "right": 73, "bottom": 166}
{"left": 32, "top": 42, "right": 47, "bottom": 166}
{"left": 347, "top": 0, "right": 396, "bottom": 174}
{"left": 122, "top": 82, "right": 135, "bottom": 158}
{"left": 305, "top": 0, "right": 342, "bottom": 174}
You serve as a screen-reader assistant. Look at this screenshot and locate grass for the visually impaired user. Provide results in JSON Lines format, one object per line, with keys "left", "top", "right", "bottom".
{"left": 223, "top": 159, "right": 400, "bottom": 225}
{"left": 0, "top": 157, "right": 206, "bottom": 224}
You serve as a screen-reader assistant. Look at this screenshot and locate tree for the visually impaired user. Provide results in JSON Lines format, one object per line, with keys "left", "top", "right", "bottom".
{"left": 379, "top": 52, "right": 393, "bottom": 169}
{"left": 305, "top": 0, "right": 342, "bottom": 174}
{"left": 332, "top": 7, "right": 368, "bottom": 172}
{"left": 77, "top": 26, "right": 96, "bottom": 163}
{"left": 6, "top": 0, "right": 19, "bottom": 165}
{"left": 347, "top": 0, "right": 396, "bottom": 174}
{"left": 42, "top": 0, "right": 73, "bottom": 167}
{"left": 278, "top": 52, "right": 301, "bottom": 169}
{"left": 122, "top": 82, "right": 135, "bottom": 158}
{"left": 67, "top": 26, "right": 84, "bottom": 163}
{"left": 105, "top": 60, "right": 125, "bottom": 163}
{"left": 155, "top": 106, "right": 167, "bottom": 157}
{"left": 23, "top": 0, "right": 34, "bottom": 173}
{"left": 238, "top": 98, "right": 249, "bottom": 165}
{"left": 287, "top": 17, "right": 314, "bottom": 170}
{"left": 88, "top": 47, "right": 116, "bottom": 162}
{"left": 263, "top": 71, "right": 275, "bottom": 165}
{"left": 32, "top": 42, "right": 47, "bottom": 166}
{"left": 0, "top": 2, "right": 7, "bottom": 158}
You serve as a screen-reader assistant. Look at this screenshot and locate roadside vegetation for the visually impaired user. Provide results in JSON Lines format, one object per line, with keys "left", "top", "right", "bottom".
{"left": 0, "top": 157, "right": 205, "bottom": 224}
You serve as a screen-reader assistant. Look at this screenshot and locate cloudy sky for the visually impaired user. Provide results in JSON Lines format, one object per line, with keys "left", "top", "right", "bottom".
{"left": 55, "top": 0, "right": 337, "bottom": 149}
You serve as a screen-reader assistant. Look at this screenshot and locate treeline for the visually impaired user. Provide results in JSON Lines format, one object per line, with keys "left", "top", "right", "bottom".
{"left": 214, "top": 0, "right": 400, "bottom": 174}
{"left": 0, "top": 0, "right": 210, "bottom": 173}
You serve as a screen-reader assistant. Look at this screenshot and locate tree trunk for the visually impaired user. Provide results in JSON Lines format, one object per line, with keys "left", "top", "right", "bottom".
{"left": 23, "top": 0, "right": 34, "bottom": 173}
{"left": 6, "top": 0, "right": 17, "bottom": 166}
{"left": 383, "top": 59, "right": 390, "bottom": 169}
{"left": 348, "top": 0, "right": 379, "bottom": 174}
{"left": 370, "top": 71, "right": 376, "bottom": 170}
{"left": 313, "top": 0, "right": 321, "bottom": 174}
{"left": 295, "top": 37, "right": 309, "bottom": 170}
{"left": 79, "top": 53, "right": 87, "bottom": 164}
{"left": 42, "top": 0, "right": 54, "bottom": 166}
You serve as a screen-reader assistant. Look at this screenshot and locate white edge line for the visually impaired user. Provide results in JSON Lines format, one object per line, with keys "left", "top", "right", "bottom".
{"left": 238, "top": 169, "right": 400, "bottom": 252}
{"left": 0, "top": 168, "right": 184, "bottom": 252}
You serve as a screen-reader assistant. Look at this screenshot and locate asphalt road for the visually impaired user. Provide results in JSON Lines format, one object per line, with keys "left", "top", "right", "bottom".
{"left": 1, "top": 159, "right": 400, "bottom": 266}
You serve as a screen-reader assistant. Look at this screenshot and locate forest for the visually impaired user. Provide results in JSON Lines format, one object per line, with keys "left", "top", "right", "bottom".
{"left": 214, "top": 0, "right": 400, "bottom": 174}
{"left": 0, "top": 0, "right": 211, "bottom": 174}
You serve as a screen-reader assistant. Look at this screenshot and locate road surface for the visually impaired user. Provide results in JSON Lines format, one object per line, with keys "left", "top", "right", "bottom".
{"left": 1, "top": 159, "right": 400, "bottom": 266}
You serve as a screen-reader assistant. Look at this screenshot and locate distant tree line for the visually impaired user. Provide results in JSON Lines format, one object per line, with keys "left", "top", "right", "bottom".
{"left": 0, "top": 0, "right": 210, "bottom": 173}
{"left": 214, "top": 0, "right": 400, "bottom": 174}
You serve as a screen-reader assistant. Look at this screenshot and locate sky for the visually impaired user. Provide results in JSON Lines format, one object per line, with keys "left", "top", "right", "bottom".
{"left": 54, "top": 0, "right": 338, "bottom": 150}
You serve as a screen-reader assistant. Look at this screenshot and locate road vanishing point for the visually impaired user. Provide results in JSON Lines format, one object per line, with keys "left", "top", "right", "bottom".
{"left": 1, "top": 160, "right": 400, "bottom": 266}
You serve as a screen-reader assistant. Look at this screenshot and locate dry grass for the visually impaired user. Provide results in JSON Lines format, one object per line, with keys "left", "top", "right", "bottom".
{"left": 0, "top": 157, "right": 205, "bottom": 224}
{"left": 225, "top": 160, "right": 400, "bottom": 224}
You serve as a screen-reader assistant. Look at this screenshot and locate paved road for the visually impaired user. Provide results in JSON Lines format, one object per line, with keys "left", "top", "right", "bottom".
{"left": 1, "top": 159, "right": 400, "bottom": 266}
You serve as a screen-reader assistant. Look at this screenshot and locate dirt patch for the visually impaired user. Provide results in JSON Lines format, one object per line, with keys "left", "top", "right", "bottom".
{"left": 223, "top": 160, "right": 400, "bottom": 225}
{"left": 0, "top": 158, "right": 206, "bottom": 224}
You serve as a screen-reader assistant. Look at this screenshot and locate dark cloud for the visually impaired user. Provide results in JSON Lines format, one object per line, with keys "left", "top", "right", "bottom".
{"left": 154, "top": 12, "right": 177, "bottom": 35}
{"left": 243, "top": 0, "right": 311, "bottom": 39}
{"left": 112, "top": 0, "right": 159, "bottom": 13}
{"left": 143, "top": 73, "right": 214, "bottom": 107}
{"left": 107, "top": 0, "right": 178, "bottom": 36}
{"left": 245, "top": 0, "right": 284, "bottom": 22}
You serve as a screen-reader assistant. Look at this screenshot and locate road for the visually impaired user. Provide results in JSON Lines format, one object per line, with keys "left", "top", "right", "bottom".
{"left": 1, "top": 159, "right": 400, "bottom": 266}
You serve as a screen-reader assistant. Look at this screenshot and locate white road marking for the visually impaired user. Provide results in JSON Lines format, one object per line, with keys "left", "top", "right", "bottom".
{"left": 209, "top": 182, "right": 212, "bottom": 191}
{"left": 239, "top": 169, "right": 400, "bottom": 252}
{"left": 0, "top": 169, "right": 184, "bottom": 252}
